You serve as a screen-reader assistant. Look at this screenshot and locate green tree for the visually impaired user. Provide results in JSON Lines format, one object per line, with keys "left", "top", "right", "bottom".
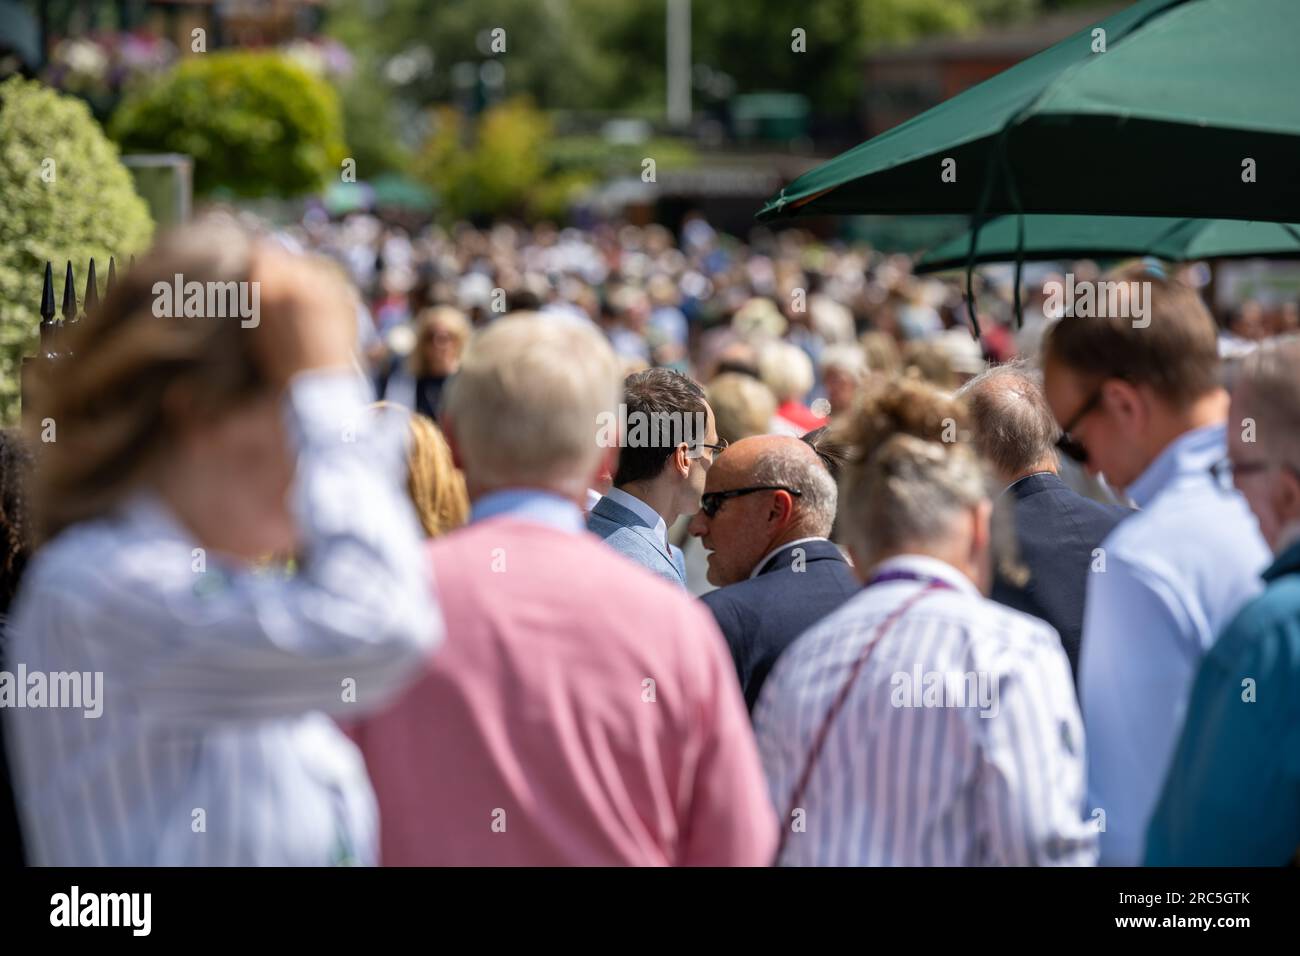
{"left": 0, "top": 76, "right": 153, "bottom": 425}
{"left": 109, "top": 52, "right": 347, "bottom": 198}
{"left": 328, "top": 0, "right": 1042, "bottom": 120}
{"left": 417, "top": 99, "right": 552, "bottom": 220}
{"left": 329, "top": 0, "right": 604, "bottom": 112}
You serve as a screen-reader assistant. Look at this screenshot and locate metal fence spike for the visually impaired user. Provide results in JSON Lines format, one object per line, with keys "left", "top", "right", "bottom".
{"left": 85, "top": 258, "right": 99, "bottom": 315}
{"left": 106, "top": 256, "right": 118, "bottom": 295}
{"left": 40, "top": 261, "right": 55, "bottom": 324}
{"left": 61, "top": 261, "right": 77, "bottom": 323}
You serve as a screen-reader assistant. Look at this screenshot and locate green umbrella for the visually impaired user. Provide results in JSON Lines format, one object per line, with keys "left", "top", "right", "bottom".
{"left": 915, "top": 216, "right": 1300, "bottom": 273}
{"left": 757, "top": 0, "right": 1300, "bottom": 224}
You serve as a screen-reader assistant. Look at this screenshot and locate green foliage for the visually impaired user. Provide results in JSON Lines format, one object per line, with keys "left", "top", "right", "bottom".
{"left": 328, "top": 0, "right": 1046, "bottom": 120}
{"left": 109, "top": 52, "right": 347, "bottom": 198}
{"left": 0, "top": 76, "right": 153, "bottom": 425}
{"left": 416, "top": 99, "right": 698, "bottom": 222}
{"left": 335, "top": 56, "right": 414, "bottom": 178}
{"left": 329, "top": 0, "right": 602, "bottom": 112}
{"left": 415, "top": 99, "right": 552, "bottom": 221}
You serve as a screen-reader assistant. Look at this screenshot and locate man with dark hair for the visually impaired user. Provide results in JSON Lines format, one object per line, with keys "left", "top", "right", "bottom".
{"left": 958, "top": 361, "right": 1127, "bottom": 678}
{"left": 588, "top": 368, "right": 721, "bottom": 585}
{"left": 1041, "top": 267, "right": 1270, "bottom": 866}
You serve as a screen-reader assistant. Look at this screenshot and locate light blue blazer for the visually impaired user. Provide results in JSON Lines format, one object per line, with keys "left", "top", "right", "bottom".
{"left": 587, "top": 494, "right": 686, "bottom": 586}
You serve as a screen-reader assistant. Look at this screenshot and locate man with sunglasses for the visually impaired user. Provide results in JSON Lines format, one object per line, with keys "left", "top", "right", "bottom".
{"left": 588, "top": 368, "right": 722, "bottom": 586}
{"left": 688, "top": 435, "right": 857, "bottom": 711}
{"left": 1041, "top": 266, "right": 1269, "bottom": 866}
{"left": 1147, "top": 337, "right": 1300, "bottom": 865}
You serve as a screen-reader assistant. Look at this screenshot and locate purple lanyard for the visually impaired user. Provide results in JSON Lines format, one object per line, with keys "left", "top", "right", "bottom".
{"left": 863, "top": 568, "right": 957, "bottom": 591}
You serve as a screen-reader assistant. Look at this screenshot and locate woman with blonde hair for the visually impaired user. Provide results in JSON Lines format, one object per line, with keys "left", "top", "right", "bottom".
{"left": 6, "top": 218, "right": 441, "bottom": 866}
{"left": 372, "top": 403, "right": 468, "bottom": 538}
{"left": 377, "top": 305, "right": 471, "bottom": 419}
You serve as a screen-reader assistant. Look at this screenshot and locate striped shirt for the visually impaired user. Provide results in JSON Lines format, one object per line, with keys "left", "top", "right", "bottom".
{"left": 753, "top": 554, "right": 1097, "bottom": 866}
{"left": 3, "top": 370, "right": 442, "bottom": 866}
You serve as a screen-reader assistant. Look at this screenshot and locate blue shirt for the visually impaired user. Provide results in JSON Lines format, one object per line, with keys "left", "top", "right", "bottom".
{"left": 1079, "top": 422, "right": 1270, "bottom": 865}
{"left": 470, "top": 489, "right": 586, "bottom": 535}
{"left": 1145, "top": 538, "right": 1300, "bottom": 866}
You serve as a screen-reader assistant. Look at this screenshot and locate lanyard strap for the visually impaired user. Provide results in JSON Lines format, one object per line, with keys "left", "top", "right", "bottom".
{"left": 775, "top": 579, "right": 949, "bottom": 861}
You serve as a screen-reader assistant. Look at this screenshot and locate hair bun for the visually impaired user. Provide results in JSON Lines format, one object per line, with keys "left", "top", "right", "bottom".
{"left": 837, "top": 376, "right": 967, "bottom": 465}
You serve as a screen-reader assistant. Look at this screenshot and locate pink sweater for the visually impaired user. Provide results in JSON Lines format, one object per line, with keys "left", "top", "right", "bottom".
{"left": 352, "top": 517, "right": 778, "bottom": 865}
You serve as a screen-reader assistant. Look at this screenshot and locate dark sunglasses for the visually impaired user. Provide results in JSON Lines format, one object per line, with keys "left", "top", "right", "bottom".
{"left": 699, "top": 485, "right": 802, "bottom": 518}
{"left": 1055, "top": 387, "right": 1105, "bottom": 464}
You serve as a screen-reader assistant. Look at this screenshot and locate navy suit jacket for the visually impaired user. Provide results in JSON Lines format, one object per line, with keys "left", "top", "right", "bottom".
{"left": 586, "top": 494, "right": 686, "bottom": 586}
{"left": 991, "top": 472, "right": 1129, "bottom": 679}
{"left": 701, "top": 539, "right": 859, "bottom": 712}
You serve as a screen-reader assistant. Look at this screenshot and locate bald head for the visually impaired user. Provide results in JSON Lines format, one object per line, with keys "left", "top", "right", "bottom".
{"left": 711, "top": 435, "right": 838, "bottom": 537}
{"left": 957, "top": 361, "right": 1060, "bottom": 484}
{"left": 690, "top": 434, "right": 839, "bottom": 585}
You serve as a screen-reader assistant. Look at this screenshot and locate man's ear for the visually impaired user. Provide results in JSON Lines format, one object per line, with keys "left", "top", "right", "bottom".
{"left": 1107, "top": 379, "right": 1146, "bottom": 431}
{"left": 770, "top": 489, "right": 797, "bottom": 527}
{"left": 674, "top": 442, "right": 691, "bottom": 479}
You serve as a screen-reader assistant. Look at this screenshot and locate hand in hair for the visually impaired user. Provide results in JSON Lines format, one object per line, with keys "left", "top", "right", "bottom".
{"left": 250, "top": 246, "right": 357, "bottom": 385}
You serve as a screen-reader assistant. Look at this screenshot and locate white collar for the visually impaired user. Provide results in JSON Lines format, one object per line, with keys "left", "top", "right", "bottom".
{"left": 604, "top": 486, "right": 669, "bottom": 546}
{"left": 749, "top": 536, "right": 830, "bottom": 579}
{"left": 865, "top": 553, "right": 980, "bottom": 598}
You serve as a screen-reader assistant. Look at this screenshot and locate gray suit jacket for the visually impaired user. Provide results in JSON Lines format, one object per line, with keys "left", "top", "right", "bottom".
{"left": 587, "top": 494, "right": 686, "bottom": 586}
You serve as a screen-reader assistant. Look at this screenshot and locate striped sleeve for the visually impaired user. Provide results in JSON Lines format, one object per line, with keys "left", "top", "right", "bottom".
{"left": 92, "top": 370, "right": 442, "bottom": 723}
{"left": 975, "top": 620, "right": 1098, "bottom": 866}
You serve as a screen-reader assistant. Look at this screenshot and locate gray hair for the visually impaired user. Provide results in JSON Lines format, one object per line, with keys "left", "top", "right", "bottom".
{"left": 957, "top": 360, "right": 1059, "bottom": 479}
{"left": 1235, "top": 335, "right": 1300, "bottom": 469}
{"left": 442, "top": 315, "right": 621, "bottom": 495}
{"left": 748, "top": 442, "right": 838, "bottom": 537}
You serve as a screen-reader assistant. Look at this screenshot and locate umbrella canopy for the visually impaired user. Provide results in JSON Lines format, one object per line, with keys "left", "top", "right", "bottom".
{"left": 915, "top": 215, "right": 1300, "bottom": 273}
{"left": 758, "top": 0, "right": 1300, "bottom": 224}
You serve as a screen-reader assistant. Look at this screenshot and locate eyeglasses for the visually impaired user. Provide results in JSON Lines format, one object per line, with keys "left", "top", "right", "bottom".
{"left": 1055, "top": 386, "right": 1105, "bottom": 464}
{"left": 688, "top": 438, "right": 729, "bottom": 460}
{"left": 699, "top": 485, "right": 801, "bottom": 518}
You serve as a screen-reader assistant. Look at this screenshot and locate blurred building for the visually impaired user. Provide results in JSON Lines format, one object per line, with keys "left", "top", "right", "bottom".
{"left": 862, "top": 5, "right": 1124, "bottom": 137}
{"left": 11, "top": 0, "right": 325, "bottom": 71}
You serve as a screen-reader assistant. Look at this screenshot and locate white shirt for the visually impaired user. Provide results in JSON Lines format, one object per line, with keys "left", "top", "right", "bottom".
{"left": 754, "top": 554, "right": 1097, "bottom": 867}
{"left": 749, "top": 536, "right": 831, "bottom": 579}
{"left": 603, "top": 486, "right": 669, "bottom": 548}
{"left": 4, "top": 370, "right": 443, "bottom": 866}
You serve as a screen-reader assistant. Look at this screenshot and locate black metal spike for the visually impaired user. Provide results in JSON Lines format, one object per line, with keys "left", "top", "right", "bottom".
{"left": 61, "top": 261, "right": 77, "bottom": 323}
{"left": 84, "top": 258, "right": 99, "bottom": 315}
{"left": 40, "top": 261, "right": 55, "bottom": 325}
{"left": 106, "top": 256, "right": 118, "bottom": 295}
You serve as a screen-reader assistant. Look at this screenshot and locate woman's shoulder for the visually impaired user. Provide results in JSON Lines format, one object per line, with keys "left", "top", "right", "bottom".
{"left": 23, "top": 500, "right": 194, "bottom": 603}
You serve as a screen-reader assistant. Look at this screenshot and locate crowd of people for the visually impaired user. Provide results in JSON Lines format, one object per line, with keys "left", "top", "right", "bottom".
{"left": 1, "top": 209, "right": 1298, "bottom": 866}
